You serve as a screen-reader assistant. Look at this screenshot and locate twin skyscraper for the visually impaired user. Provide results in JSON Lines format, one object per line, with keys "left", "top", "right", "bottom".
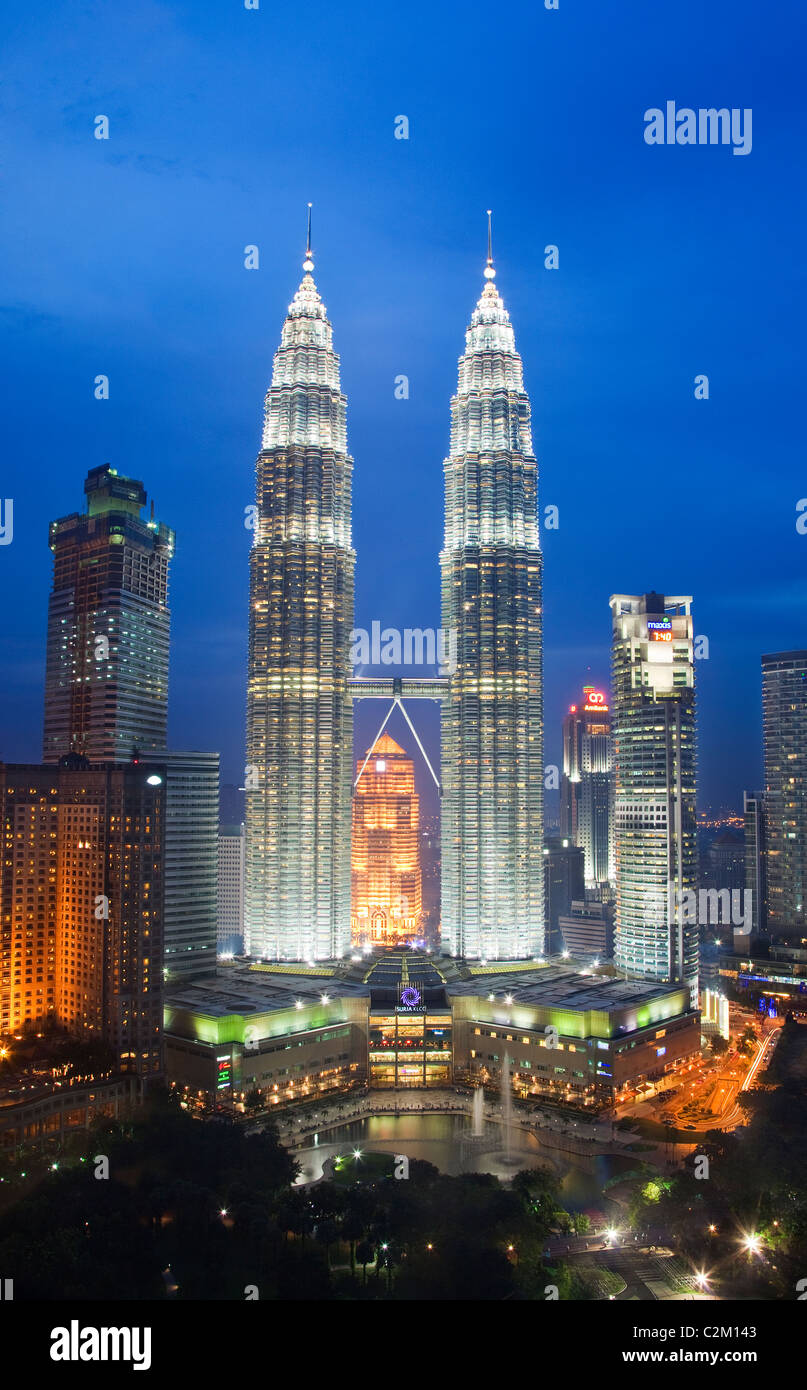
{"left": 244, "top": 216, "right": 545, "bottom": 963}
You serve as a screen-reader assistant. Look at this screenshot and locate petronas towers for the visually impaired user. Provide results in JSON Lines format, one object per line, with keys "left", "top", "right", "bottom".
{"left": 440, "top": 242, "right": 544, "bottom": 959}
{"left": 245, "top": 229, "right": 355, "bottom": 960}
{"left": 245, "top": 217, "right": 543, "bottom": 961}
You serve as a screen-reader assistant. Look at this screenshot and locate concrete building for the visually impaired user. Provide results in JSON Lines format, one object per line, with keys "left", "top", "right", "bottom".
{"left": 558, "top": 899, "right": 615, "bottom": 961}
{"left": 543, "top": 837, "right": 585, "bottom": 955}
{"left": 0, "top": 757, "right": 165, "bottom": 1076}
{"left": 164, "top": 952, "right": 699, "bottom": 1110}
{"left": 218, "top": 823, "right": 245, "bottom": 956}
{"left": 162, "top": 751, "right": 219, "bottom": 984}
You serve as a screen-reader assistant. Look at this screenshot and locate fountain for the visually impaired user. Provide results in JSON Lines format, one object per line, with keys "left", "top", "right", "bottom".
{"left": 501, "top": 1052, "right": 514, "bottom": 1166}
{"left": 459, "top": 1084, "right": 493, "bottom": 1167}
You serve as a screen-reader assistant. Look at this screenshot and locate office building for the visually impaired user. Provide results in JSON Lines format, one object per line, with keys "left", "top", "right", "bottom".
{"left": 43, "top": 465, "right": 174, "bottom": 765}
{"left": 0, "top": 757, "right": 164, "bottom": 1076}
{"left": 743, "top": 790, "right": 767, "bottom": 939}
{"left": 245, "top": 227, "right": 355, "bottom": 960}
{"left": 351, "top": 733, "right": 422, "bottom": 948}
{"left": 558, "top": 899, "right": 615, "bottom": 961}
{"left": 543, "top": 837, "right": 585, "bottom": 955}
{"left": 440, "top": 224, "right": 544, "bottom": 959}
{"left": 218, "top": 823, "right": 245, "bottom": 956}
{"left": 610, "top": 592, "right": 698, "bottom": 1006}
{"left": 560, "top": 686, "right": 614, "bottom": 891}
{"left": 162, "top": 751, "right": 219, "bottom": 984}
{"left": 762, "top": 651, "right": 807, "bottom": 939}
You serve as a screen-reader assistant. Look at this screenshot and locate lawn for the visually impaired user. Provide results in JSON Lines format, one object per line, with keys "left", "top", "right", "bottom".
{"left": 331, "top": 1151, "right": 397, "bottom": 1184}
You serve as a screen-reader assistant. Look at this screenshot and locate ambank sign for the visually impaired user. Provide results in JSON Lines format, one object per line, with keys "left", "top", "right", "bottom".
{"left": 583, "top": 686, "right": 608, "bottom": 712}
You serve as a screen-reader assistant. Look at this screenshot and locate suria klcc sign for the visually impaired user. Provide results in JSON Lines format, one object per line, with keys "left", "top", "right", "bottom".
{"left": 397, "top": 985, "right": 424, "bottom": 1013}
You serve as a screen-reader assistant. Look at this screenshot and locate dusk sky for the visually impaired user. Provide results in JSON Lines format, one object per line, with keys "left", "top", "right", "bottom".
{"left": 2, "top": 0, "right": 805, "bottom": 818}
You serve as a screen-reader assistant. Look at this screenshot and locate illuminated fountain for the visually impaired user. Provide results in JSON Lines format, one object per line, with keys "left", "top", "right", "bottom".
{"left": 501, "top": 1053, "right": 514, "bottom": 1165}
{"left": 471, "top": 1086, "right": 484, "bottom": 1137}
{"left": 460, "top": 1084, "right": 492, "bottom": 1165}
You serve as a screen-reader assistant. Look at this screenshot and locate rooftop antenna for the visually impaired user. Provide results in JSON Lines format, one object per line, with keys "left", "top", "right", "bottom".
{"left": 484, "top": 208, "right": 495, "bottom": 280}
{"left": 303, "top": 202, "right": 314, "bottom": 273}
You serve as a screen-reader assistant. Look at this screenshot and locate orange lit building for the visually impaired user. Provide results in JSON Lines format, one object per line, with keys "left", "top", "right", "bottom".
{"left": 0, "top": 757, "right": 164, "bottom": 1076}
{"left": 351, "top": 734, "right": 422, "bottom": 946}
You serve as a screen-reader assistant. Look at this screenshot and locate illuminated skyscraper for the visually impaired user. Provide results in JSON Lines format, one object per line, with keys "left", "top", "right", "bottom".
{"left": 351, "top": 733, "right": 422, "bottom": 947}
{"left": 610, "top": 592, "right": 698, "bottom": 1005}
{"left": 0, "top": 756, "right": 164, "bottom": 1076}
{"left": 440, "top": 221, "right": 544, "bottom": 959}
{"left": 245, "top": 219, "right": 355, "bottom": 960}
{"left": 762, "top": 650, "right": 807, "bottom": 938}
{"left": 42, "top": 465, "right": 217, "bottom": 985}
{"left": 560, "top": 686, "right": 615, "bottom": 891}
{"left": 43, "top": 465, "right": 174, "bottom": 764}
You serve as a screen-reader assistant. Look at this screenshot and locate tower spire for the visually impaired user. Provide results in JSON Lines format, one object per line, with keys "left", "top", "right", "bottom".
{"left": 484, "top": 208, "right": 495, "bottom": 281}
{"left": 303, "top": 202, "right": 314, "bottom": 273}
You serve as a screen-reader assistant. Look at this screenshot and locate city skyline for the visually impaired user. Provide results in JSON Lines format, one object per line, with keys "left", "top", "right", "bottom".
{"left": 2, "top": 4, "right": 805, "bottom": 816}
{"left": 2, "top": 0, "right": 806, "bottom": 1322}
{"left": 5, "top": 223, "right": 800, "bottom": 823}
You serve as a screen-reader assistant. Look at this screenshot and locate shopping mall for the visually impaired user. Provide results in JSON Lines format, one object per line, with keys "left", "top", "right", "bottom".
{"left": 164, "top": 951, "right": 700, "bottom": 1111}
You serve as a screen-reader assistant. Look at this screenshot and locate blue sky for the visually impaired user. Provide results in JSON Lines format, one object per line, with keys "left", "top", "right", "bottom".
{"left": 2, "top": 0, "right": 805, "bottom": 815}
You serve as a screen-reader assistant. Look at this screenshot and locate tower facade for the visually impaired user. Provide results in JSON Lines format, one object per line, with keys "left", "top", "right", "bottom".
{"left": 43, "top": 465, "right": 174, "bottom": 764}
{"left": 245, "top": 236, "right": 355, "bottom": 960}
{"left": 610, "top": 593, "right": 697, "bottom": 1004}
{"left": 743, "top": 790, "right": 767, "bottom": 938}
{"left": 560, "top": 686, "right": 615, "bottom": 891}
{"left": 440, "top": 233, "right": 544, "bottom": 959}
{"left": 0, "top": 757, "right": 164, "bottom": 1076}
{"left": 762, "top": 651, "right": 807, "bottom": 938}
{"left": 351, "top": 733, "right": 422, "bottom": 947}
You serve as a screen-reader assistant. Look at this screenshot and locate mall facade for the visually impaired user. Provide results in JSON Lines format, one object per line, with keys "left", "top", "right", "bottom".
{"left": 164, "top": 952, "right": 700, "bottom": 1110}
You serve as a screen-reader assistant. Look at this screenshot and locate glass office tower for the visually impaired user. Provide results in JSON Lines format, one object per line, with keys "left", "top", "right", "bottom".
{"left": 44, "top": 465, "right": 174, "bottom": 765}
{"left": 610, "top": 592, "right": 698, "bottom": 1006}
{"left": 762, "top": 651, "right": 807, "bottom": 938}
{"left": 560, "top": 687, "right": 615, "bottom": 892}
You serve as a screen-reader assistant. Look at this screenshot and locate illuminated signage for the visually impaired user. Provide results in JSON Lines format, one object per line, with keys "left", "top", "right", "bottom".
{"left": 400, "top": 986, "right": 421, "bottom": 1008}
{"left": 647, "top": 618, "right": 672, "bottom": 643}
{"left": 216, "top": 1056, "right": 231, "bottom": 1090}
{"left": 582, "top": 688, "right": 608, "bottom": 712}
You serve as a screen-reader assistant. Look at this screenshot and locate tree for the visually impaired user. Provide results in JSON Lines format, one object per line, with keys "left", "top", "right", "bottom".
{"left": 356, "top": 1238, "right": 375, "bottom": 1285}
